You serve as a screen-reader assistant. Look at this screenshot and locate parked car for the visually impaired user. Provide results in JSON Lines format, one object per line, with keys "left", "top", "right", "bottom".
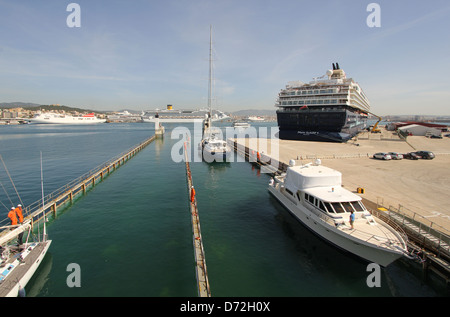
{"left": 414, "top": 151, "right": 435, "bottom": 159}
{"left": 373, "top": 152, "right": 392, "bottom": 160}
{"left": 430, "top": 135, "right": 443, "bottom": 139}
{"left": 387, "top": 152, "right": 403, "bottom": 160}
{"left": 403, "top": 152, "right": 421, "bottom": 160}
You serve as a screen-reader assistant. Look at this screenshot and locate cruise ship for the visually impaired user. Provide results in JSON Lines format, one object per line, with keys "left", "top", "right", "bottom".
{"left": 276, "top": 63, "right": 370, "bottom": 142}
{"left": 142, "top": 105, "right": 229, "bottom": 123}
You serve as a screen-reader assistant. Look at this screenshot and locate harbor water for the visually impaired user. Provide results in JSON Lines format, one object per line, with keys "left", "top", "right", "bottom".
{"left": 0, "top": 122, "right": 448, "bottom": 297}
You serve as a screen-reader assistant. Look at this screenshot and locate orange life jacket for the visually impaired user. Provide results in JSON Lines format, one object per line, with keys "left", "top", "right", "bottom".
{"left": 8, "top": 209, "right": 18, "bottom": 226}
{"left": 15, "top": 207, "right": 24, "bottom": 223}
{"left": 190, "top": 188, "right": 196, "bottom": 202}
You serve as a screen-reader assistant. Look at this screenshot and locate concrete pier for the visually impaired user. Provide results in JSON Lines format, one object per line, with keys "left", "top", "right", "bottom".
{"left": 230, "top": 128, "right": 450, "bottom": 282}
{"left": 231, "top": 129, "right": 450, "bottom": 232}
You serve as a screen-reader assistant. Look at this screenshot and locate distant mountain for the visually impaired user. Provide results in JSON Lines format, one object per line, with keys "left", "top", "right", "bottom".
{"left": 0, "top": 102, "right": 41, "bottom": 108}
{"left": 231, "top": 109, "right": 276, "bottom": 116}
{"left": 0, "top": 102, "right": 104, "bottom": 113}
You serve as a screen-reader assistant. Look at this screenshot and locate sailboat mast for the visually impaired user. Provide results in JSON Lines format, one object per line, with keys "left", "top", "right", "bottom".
{"left": 40, "top": 152, "right": 46, "bottom": 240}
{"left": 208, "top": 25, "right": 213, "bottom": 117}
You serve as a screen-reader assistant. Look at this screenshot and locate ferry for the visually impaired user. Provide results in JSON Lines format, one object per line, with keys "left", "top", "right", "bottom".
{"left": 142, "top": 105, "right": 229, "bottom": 123}
{"left": 275, "top": 63, "right": 370, "bottom": 142}
{"left": 232, "top": 121, "right": 251, "bottom": 129}
{"left": 268, "top": 160, "right": 409, "bottom": 267}
{"left": 30, "top": 112, "right": 106, "bottom": 124}
{"left": 247, "top": 116, "right": 265, "bottom": 122}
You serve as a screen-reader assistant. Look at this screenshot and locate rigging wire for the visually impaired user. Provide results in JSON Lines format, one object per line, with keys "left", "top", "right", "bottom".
{"left": 0, "top": 155, "right": 24, "bottom": 207}
{"left": 0, "top": 198, "right": 9, "bottom": 212}
{"left": 0, "top": 179, "right": 14, "bottom": 207}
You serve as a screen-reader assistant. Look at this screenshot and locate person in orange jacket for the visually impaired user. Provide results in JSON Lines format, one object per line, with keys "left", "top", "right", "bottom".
{"left": 15, "top": 204, "right": 24, "bottom": 224}
{"left": 190, "top": 186, "right": 196, "bottom": 203}
{"left": 8, "top": 207, "right": 18, "bottom": 226}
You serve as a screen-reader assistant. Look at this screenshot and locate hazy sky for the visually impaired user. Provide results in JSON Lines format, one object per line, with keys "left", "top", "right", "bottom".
{"left": 0, "top": 0, "right": 449, "bottom": 115}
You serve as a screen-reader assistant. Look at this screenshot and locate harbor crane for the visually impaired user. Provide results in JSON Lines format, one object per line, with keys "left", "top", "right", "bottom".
{"left": 367, "top": 111, "right": 382, "bottom": 133}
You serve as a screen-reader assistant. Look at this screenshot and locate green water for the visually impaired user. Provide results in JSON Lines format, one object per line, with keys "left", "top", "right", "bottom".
{"left": 0, "top": 123, "right": 447, "bottom": 298}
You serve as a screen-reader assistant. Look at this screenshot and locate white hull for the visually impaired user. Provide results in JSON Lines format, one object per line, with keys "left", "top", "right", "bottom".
{"left": 201, "top": 147, "right": 231, "bottom": 163}
{"left": 30, "top": 114, "right": 106, "bottom": 124}
{"left": 268, "top": 185, "right": 405, "bottom": 266}
{"left": 200, "top": 140, "right": 232, "bottom": 163}
{"left": 143, "top": 117, "right": 228, "bottom": 123}
{"left": 1, "top": 240, "right": 52, "bottom": 297}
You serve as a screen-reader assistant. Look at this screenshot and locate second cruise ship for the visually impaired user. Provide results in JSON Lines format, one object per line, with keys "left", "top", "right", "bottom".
{"left": 275, "top": 63, "right": 370, "bottom": 142}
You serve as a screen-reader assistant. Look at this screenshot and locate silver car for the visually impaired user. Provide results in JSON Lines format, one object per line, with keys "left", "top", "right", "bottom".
{"left": 388, "top": 152, "right": 403, "bottom": 160}
{"left": 373, "top": 152, "right": 392, "bottom": 160}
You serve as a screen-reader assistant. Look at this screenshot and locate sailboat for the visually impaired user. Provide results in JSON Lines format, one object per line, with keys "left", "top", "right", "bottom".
{"left": 0, "top": 154, "right": 52, "bottom": 297}
{"left": 200, "top": 25, "right": 231, "bottom": 163}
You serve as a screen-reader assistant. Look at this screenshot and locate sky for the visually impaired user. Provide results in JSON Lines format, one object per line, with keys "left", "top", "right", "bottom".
{"left": 0, "top": 0, "right": 449, "bottom": 115}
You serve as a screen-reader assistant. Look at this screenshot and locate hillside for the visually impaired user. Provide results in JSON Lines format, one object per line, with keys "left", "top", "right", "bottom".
{"left": 1, "top": 102, "right": 104, "bottom": 113}
{"left": 231, "top": 109, "right": 276, "bottom": 116}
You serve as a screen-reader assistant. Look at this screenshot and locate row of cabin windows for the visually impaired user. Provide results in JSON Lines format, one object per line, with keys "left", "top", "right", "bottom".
{"left": 284, "top": 188, "right": 365, "bottom": 214}
{"left": 283, "top": 88, "right": 337, "bottom": 96}
{"left": 280, "top": 99, "right": 341, "bottom": 106}
{"left": 304, "top": 193, "right": 364, "bottom": 214}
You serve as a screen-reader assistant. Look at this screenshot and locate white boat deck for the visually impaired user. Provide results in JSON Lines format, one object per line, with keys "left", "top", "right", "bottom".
{"left": 339, "top": 217, "right": 406, "bottom": 251}
{"left": 0, "top": 241, "right": 50, "bottom": 297}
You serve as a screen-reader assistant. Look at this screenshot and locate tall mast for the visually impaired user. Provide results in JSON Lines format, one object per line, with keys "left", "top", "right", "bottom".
{"left": 40, "top": 151, "right": 46, "bottom": 241}
{"left": 208, "top": 25, "right": 213, "bottom": 117}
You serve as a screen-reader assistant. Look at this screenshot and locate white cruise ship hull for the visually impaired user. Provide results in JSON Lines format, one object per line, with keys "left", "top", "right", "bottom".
{"left": 143, "top": 117, "right": 228, "bottom": 123}
{"left": 268, "top": 185, "right": 405, "bottom": 267}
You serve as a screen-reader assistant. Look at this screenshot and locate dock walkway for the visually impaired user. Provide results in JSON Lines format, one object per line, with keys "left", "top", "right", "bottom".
{"left": 184, "top": 142, "right": 211, "bottom": 297}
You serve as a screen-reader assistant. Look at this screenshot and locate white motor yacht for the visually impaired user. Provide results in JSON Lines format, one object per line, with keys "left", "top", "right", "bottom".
{"left": 268, "top": 160, "right": 408, "bottom": 266}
